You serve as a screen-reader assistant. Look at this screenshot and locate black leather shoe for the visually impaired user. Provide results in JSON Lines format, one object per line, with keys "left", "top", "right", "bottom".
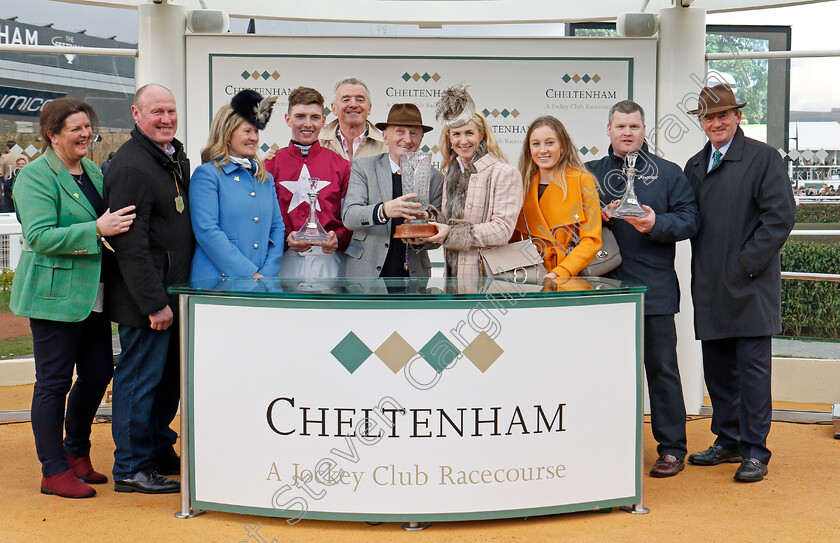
{"left": 151, "top": 454, "right": 181, "bottom": 476}
{"left": 687, "top": 444, "right": 743, "bottom": 466}
{"left": 734, "top": 458, "right": 768, "bottom": 482}
{"left": 114, "top": 468, "right": 180, "bottom": 494}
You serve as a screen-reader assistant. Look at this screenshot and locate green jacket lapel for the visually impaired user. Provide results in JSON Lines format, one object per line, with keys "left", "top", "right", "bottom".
{"left": 44, "top": 147, "right": 98, "bottom": 220}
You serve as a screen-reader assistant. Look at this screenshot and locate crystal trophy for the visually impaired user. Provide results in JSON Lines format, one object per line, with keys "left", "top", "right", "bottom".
{"left": 610, "top": 152, "right": 647, "bottom": 219}
{"left": 294, "top": 177, "right": 331, "bottom": 244}
{"left": 394, "top": 152, "right": 438, "bottom": 238}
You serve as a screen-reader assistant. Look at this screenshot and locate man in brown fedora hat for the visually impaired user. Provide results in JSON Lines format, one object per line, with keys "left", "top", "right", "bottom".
{"left": 683, "top": 83, "right": 795, "bottom": 483}
{"left": 343, "top": 103, "right": 444, "bottom": 278}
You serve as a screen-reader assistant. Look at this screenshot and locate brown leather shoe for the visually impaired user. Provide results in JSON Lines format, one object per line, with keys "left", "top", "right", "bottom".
{"left": 67, "top": 455, "right": 108, "bottom": 484}
{"left": 41, "top": 469, "right": 96, "bottom": 498}
{"left": 650, "top": 454, "right": 685, "bottom": 478}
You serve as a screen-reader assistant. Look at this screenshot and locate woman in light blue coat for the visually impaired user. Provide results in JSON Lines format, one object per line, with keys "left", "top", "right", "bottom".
{"left": 190, "top": 90, "right": 285, "bottom": 282}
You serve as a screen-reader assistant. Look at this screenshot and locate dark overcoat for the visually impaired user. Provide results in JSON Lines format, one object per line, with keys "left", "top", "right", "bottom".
{"left": 587, "top": 142, "right": 699, "bottom": 316}
{"left": 103, "top": 127, "right": 195, "bottom": 329}
{"left": 683, "top": 127, "right": 795, "bottom": 340}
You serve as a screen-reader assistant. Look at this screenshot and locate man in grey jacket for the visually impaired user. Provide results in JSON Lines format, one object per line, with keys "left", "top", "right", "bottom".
{"left": 343, "top": 103, "right": 443, "bottom": 278}
{"left": 683, "top": 84, "right": 795, "bottom": 483}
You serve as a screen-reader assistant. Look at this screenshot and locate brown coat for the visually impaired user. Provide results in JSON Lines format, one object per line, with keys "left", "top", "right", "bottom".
{"left": 318, "top": 119, "right": 387, "bottom": 161}
{"left": 441, "top": 153, "right": 523, "bottom": 279}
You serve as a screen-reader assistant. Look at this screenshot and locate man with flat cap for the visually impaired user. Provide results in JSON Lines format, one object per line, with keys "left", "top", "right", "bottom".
{"left": 683, "top": 83, "right": 795, "bottom": 483}
{"left": 343, "top": 103, "right": 443, "bottom": 278}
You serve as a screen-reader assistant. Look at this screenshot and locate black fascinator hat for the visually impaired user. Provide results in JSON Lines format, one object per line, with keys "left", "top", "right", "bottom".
{"left": 230, "top": 89, "right": 277, "bottom": 130}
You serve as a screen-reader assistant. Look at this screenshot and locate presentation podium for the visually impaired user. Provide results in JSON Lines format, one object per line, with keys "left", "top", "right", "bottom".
{"left": 170, "top": 276, "right": 647, "bottom": 522}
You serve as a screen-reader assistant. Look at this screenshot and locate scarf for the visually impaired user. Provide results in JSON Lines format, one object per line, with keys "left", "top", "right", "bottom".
{"left": 229, "top": 156, "right": 255, "bottom": 172}
{"left": 443, "top": 140, "right": 488, "bottom": 277}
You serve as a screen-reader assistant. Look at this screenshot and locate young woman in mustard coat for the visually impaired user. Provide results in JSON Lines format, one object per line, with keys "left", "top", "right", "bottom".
{"left": 513, "top": 116, "right": 602, "bottom": 278}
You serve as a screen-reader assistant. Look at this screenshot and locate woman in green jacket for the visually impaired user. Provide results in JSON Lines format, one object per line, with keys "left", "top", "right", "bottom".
{"left": 11, "top": 98, "right": 135, "bottom": 499}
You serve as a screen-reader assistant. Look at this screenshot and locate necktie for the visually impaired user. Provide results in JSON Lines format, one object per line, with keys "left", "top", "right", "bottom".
{"left": 711, "top": 149, "right": 722, "bottom": 169}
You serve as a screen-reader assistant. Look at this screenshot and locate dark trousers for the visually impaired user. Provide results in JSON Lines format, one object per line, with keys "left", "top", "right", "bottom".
{"left": 111, "top": 324, "right": 180, "bottom": 479}
{"left": 29, "top": 313, "right": 113, "bottom": 477}
{"left": 701, "top": 336, "right": 772, "bottom": 464}
{"left": 644, "top": 314, "right": 687, "bottom": 459}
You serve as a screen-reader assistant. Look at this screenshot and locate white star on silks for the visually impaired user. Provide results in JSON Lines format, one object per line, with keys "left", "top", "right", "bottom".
{"left": 278, "top": 164, "right": 330, "bottom": 212}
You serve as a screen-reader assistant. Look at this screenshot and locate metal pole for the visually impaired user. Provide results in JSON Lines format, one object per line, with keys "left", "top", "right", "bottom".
{"left": 781, "top": 271, "right": 840, "bottom": 282}
{"left": 706, "top": 49, "right": 840, "bottom": 60}
{"left": 175, "top": 294, "right": 204, "bottom": 519}
{"left": 401, "top": 522, "right": 431, "bottom": 531}
{"left": 0, "top": 44, "right": 137, "bottom": 56}
{"left": 621, "top": 300, "right": 649, "bottom": 515}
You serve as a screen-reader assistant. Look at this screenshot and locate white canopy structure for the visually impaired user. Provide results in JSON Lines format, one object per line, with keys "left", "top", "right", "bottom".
{"left": 56, "top": 0, "right": 832, "bottom": 25}
{"left": 41, "top": 0, "right": 832, "bottom": 416}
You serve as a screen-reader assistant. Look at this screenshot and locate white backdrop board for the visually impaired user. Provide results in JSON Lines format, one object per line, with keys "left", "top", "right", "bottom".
{"left": 185, "top": 292, "right": 644, "bottom": 521}
{"left": 185, "top": 35, "right": 657, "bottom": 169}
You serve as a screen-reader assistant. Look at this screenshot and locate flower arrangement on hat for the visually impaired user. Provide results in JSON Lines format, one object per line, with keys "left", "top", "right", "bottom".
{"left": 421, "top": 85, "right": 524, "bottom": 280}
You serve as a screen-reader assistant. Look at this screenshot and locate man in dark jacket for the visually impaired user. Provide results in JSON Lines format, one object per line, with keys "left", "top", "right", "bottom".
{"left": 586, "top": 100, "right": 699, "bottom": 478}
{"left": 104, "top": 84, "right": 194, "bottom": 494}
{"left": 683, "top": 84, "right": 795, "bottom": 483}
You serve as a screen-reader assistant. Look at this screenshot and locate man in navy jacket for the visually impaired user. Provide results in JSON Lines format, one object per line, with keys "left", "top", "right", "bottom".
{"left": 586, "top": 100, "right": 699, "bottom": 478}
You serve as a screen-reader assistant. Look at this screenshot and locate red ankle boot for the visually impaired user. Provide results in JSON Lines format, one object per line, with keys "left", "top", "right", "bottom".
{"left": 67, "top": 455, "right": 108, "bottom": 484}
{"left": 41, "top": 469, "right": 96, "bottom": 498}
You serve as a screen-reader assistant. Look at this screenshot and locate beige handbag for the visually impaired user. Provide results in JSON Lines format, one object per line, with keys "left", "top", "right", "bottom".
{"left": 478, "top": 239, "right": 546, "bottom": 283}
{"left": 477, "top": 197, "right": 546, "bottom": 283}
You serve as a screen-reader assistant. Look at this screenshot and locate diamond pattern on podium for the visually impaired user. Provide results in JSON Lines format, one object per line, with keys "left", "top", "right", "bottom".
{"left": 418, "top": 332, "right": 459, "bottom": 373}
{"left": 331, "top": 332, "right": 372, "bottom": 374}
{"left": 375, "top": 332, "right": 417, "bottom": 374}
{"left": 463, "top": 332, "right": 503, "bottom": 373}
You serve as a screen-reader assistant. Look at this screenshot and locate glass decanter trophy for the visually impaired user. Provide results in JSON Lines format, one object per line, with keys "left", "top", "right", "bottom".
{"left": 394, "top": 152, "right": 438, "bottom": 238}
{"left": 294, "top": 177, "right": 330, "bottom": 244}
{"left": 610, "top": 151, "right": 647, "bottom": 219}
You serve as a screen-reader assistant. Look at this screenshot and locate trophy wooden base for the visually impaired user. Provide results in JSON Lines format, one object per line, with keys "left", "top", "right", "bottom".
{"left": 394, "top": 223, "right": 438, "bottom": 239}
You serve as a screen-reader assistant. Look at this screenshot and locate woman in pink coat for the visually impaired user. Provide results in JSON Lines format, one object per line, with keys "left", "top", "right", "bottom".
{"left": 426, "top": 86, "right": 523, "bottom": 279}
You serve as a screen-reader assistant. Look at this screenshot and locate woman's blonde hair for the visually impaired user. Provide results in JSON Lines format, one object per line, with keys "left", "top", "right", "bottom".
{"left": 438, "top": 112, "right": 508, "bottom": 173}
{"left": 200, "top": 104, "right": 268, "bottom": 182}
{"left": 518, "top": 115, "right": 589, "bottom": 197}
